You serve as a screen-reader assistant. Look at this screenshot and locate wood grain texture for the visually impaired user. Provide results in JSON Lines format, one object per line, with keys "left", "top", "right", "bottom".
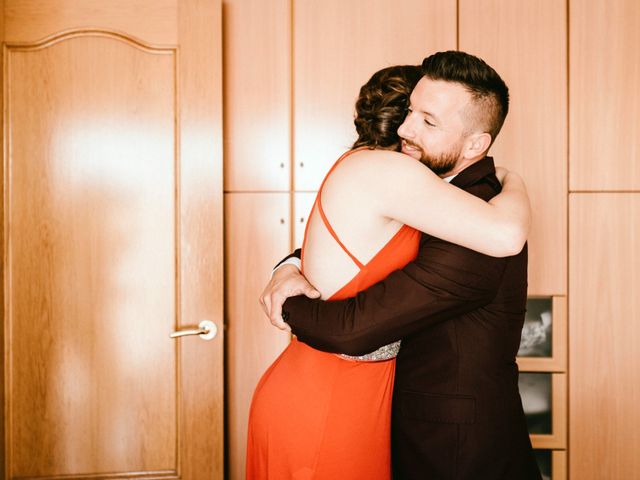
{"left": 553, "top": 450, "right": 567, "bottom": 480}
{"left": 3, "top": 1, "right": 224, "bottom": 477}
{"left": 224, "top": 193, "right": 292, "bottom": 480}
{"left": 569, "top": 193, "right": 640, "bottom": 479}
{"left": 223, "top": 0, "right": 291, "bottom": 192}
{"left": 294, "top": 192, "right": 316, "bottom": 250}
{"left": 459, "top": 0, "right": 568, "bottom": 296}
{"left": 6, "top": 34, "right": 177, "bottom": 476}
{"left": 5, "top": 0, "right": 177, "bottom": 45}
{"left": 294, "top": 0, "right": 456, "bottom": 191}
{"left": 570, "top": 0, "right": 640, "bottom": 191}
{"left": 0, "top": 2, "right": 5, "bottom": 476}
{"left": 178, "top": 0, "right": 224, "bottom": 478}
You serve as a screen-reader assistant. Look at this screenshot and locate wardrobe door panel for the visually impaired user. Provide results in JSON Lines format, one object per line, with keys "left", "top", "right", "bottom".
{"left": 294, "top": 192, "right": 316, "bottom": 249}
{"left": 225, "top": 192, "right": 292, "bottom": 480}
{"left": 294, "top": 0, "right": 456, "bottom": 191}
{"left": 570, "top": 0, "right": 640, "bottom": 191}
{"left": 459, "top": 0, "right": 568, "bottom": 295}
{"left": 569, "top": 194, "right": 640, "bottom": 479}
{"left": 223, "top": 0, "right": 291, "bottom": 191}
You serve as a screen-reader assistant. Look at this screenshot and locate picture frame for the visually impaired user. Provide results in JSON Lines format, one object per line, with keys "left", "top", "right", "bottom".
{"left": 517, "top": 296, "right": 567, "bottom": 372}
{"left": 534, "top": 449, "right": 567, "bottom": 480}
{"left": 519, "top": 372, "right": 567, "bottom": 449}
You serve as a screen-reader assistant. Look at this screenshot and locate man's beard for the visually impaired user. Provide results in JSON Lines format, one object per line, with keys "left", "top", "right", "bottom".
{"left": 419, "top": 150, "right": 460, "bottom": 176}
{"left": 404, "top": 140, "right": 462, "bottom": 176}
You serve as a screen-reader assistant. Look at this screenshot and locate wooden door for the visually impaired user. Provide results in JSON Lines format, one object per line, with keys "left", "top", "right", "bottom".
{"left": 1, "top": 1, "right": 223, "bottom": 478}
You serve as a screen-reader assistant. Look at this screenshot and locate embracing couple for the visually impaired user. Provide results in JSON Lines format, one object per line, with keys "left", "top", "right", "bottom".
{"left": 249, "top": 51, "right": 542, "bottom": 480}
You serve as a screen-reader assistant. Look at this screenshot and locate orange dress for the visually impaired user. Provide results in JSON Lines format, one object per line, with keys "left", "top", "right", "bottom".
{"left": 246, "top": 149, "right": 420, "bottom": 479}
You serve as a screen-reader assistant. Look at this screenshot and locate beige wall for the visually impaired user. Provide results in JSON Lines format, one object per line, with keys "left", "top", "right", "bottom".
{"left": 223, "top": 1, "right": 640, "bottom": 478}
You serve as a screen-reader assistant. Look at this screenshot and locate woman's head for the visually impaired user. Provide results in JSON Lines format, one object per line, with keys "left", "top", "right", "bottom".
{"left": 353, "top": 65, "right": 422, "bottom": 151}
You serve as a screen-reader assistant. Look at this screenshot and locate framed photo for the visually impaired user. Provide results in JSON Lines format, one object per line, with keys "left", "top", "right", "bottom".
{"left": 517, "top": 296, "right": 567, "bottom": 372}
{"left": 519, "top": 372, "right": 567, "bottom": 449}
{"left": 533, "top": 449, "right": 567, "bottom": 480}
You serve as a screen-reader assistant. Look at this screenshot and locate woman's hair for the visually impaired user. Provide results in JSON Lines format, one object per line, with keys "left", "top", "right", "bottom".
{"left": 353, "top": 65, "right": 423, "bottom": 151}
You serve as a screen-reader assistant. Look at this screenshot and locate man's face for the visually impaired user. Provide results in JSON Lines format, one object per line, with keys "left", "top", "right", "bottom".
{"left": 397, "top": 77, "right": 473, "bottom": 176}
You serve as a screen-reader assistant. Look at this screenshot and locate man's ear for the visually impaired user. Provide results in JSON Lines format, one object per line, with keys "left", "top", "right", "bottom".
{"left": 463, "top": 132, "right": 492, "bottom": 159}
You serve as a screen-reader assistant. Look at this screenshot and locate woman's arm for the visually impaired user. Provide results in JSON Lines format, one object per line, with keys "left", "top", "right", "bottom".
{"left": 353, "top": 150, "right": 530, "bottom": 257}
{"left": 488, "top": 170, "right": 531, "bottom": 253}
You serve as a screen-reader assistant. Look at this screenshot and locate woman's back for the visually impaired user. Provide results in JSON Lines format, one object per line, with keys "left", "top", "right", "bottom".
{"left": 247, "top": 148, "right": 420, "bottom": 480}
{"left": 302, "top": 148, "right": 415, "bottom": 300}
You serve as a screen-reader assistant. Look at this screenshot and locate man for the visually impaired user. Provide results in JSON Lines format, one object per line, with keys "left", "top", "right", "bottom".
{"left": 261, "top": 51, "right": 541, "bottom": 479}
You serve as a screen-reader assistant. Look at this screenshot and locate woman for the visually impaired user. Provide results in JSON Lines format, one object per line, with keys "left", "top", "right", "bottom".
{"left": 247, "top": 65, "right": 530, "bottom": 479}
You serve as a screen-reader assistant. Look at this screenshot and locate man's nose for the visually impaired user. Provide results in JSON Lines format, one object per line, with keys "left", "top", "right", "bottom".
{"left": 397, "top": 117, "right": 414, "bottom": 139}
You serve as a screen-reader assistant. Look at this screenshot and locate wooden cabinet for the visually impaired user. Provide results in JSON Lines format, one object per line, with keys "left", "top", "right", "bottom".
{"left": 517, "top": 297, "right": 568, "bottom": 477}
{"left": 224, "top": 4, "right": 458, "bottom": 472}
{"left": 570, "top": 0, "right": 640, "bottom": 191}
{"left": 293, "top": 0, "right": 457, "bottom": 191}
{"left": 224, "top": 1, "right": 570, "bottom": 476}
{"left": 568, "top": 2, "right": 640, "bottom": 478}
{"left": 459, "top": 0, "right": 568, "bottom": 296}
{"left": 569, "top": 194, "right": 640, "bottom": 479}
{"left": 222, "top": 0, "right": 291, "bottom": 192}
{"left": 224, "top": 192, "right": 292, "bottom": 480}
{"left": 294, "top": 192, "right": 316, "bottom": 249}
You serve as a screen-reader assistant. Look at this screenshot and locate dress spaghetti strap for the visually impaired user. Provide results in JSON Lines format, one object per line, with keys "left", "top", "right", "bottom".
{"left": 316, "top": 195, "right": 365, "bottom": 270}
{"left": 308, "top": 148, "right": 367, "bottom": 270}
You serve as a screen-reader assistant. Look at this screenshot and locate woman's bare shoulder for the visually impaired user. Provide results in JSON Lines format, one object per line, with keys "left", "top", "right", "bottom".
{"left": 347, "top": 148, "right": 411, "bottom": 163}
{"left": 337, "top": 148, "right": 424, "bottom": 177}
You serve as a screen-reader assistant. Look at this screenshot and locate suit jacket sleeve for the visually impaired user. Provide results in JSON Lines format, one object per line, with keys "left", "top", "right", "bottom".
{"left": 274, "top": 249, "right": 301, "bottom": 269}
{"left": 283, "top": 238, "right": 509, "bottom": 356}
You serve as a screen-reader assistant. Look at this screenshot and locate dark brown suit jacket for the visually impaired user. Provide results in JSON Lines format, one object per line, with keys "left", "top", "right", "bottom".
{"left": 281, "top": 157, "right": 541, "bottom": 480}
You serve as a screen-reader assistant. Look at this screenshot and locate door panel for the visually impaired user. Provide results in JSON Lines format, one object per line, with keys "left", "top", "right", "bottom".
{"left": 294, "top": 192, "right": 316, "bottom": 250}
{"left": 570, "top": 0, "right": 640, "bottom": 191}
{"left": 5, "top": 0, "right": 178, "bottom": 45}
{"left": 224, "top": 192, "right": 292, "bottom": 480}
{"left": 459, "top": 0, "right": 568, "bottom": 296}
{"left": 2, "top": 1, "right": 223, "bottom": 478}
{"left": 223, "top": 0, "right": 291, "bottom": 192}
{"left": 569, "top": 194, "right": 640, "bottom": 479}
{"left": 294, "top": 0, "right": 457, "bottom": 191}
{"left": 7, "top": 32, "right": 177, "bottom": 477}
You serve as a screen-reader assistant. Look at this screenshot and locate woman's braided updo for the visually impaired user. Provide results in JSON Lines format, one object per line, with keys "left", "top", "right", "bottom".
{"left": 353, "top": 65, "right": 422, "bottom": 151}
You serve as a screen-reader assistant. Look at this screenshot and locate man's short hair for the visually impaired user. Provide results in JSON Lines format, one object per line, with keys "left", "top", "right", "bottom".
{"left": 421, "top": 51, "right": 509, "bottom": 144}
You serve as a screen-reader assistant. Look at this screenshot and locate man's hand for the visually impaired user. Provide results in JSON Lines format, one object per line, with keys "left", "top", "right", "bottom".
{"left": 259, "top": 265, "right": 321, "bottom": 331}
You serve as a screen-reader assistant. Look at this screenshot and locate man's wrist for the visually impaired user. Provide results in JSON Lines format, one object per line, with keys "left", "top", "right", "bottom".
{"left": 271, "top": 257, "right": 301, "bottom": 278}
